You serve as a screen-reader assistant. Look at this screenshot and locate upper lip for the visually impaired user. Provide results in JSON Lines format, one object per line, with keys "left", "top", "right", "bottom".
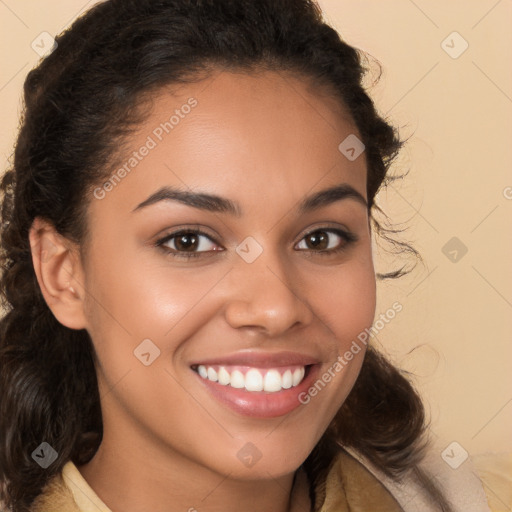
{"left": 190, "top": 350, "right": 321, "bottom": 368}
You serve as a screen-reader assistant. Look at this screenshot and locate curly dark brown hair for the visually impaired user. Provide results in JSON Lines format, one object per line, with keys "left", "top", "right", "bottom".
{"left": 0, "top": 0, "right": 451, "bottom": 510}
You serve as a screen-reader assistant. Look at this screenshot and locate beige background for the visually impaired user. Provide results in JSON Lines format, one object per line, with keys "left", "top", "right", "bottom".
{"left": 1, "top": 0, "right": 510, "bottom": 462}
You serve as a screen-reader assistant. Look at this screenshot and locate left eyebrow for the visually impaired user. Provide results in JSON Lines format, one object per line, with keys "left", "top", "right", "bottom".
{"left": 131, "top": 183, "right": 367, "bottom": 215}
{"left": 297, "top": 183, "right": 368, "bottom": 213}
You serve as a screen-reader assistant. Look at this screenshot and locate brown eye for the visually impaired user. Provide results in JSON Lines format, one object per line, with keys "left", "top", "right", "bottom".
{"left": 304, "top": 231, "right": 330, "bottom": 250}
{"left": 173, "top": 233, "right": 200, "bottom": 252}
{"left": 156, "top": 229, "right": 221, "bottom": 259}
{"left": 296, "top": 228, "right": 357, "bottom": 255}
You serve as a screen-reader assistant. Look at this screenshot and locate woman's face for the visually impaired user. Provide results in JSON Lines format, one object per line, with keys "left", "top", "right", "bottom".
{"left": 77, "top": 69, "right": 376, "bottom": 479}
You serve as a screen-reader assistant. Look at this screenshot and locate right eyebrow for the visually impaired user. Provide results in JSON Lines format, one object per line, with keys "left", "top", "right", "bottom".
{"left": 132, "top": 186, "right": 242, "bottom": 216}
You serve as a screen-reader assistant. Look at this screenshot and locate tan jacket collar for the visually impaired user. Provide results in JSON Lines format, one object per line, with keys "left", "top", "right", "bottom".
{"left": 29, "top": 445, "right": 490, "bottom": 512}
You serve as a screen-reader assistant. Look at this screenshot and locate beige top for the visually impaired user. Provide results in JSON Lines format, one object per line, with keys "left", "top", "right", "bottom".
{"left": 28, "top": 445, "right": 506, "bottom": 512}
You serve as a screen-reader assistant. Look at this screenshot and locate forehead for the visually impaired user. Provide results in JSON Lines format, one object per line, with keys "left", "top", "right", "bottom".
{"left": 89, "top": 69, "right": 367, "bottom": 218}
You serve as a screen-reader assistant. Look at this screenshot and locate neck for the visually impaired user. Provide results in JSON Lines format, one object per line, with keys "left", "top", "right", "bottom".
{"left": 78, "top": 428, "right": 311, "bottom": 512}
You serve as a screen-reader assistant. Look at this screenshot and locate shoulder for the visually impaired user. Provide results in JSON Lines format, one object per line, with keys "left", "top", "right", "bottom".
{"left": 29, "top": 461, "right": 112, "bottom": 512}
{"left": 472, "top": 451, "right": 512, "bottom": 512}
{"left": 342, "top": 441, "right": 495, "bottom": 512}
{"left": 316, "top": 449, "right": 404, "bottom": 511}
{"left": 29, "top": 466, "right": 81, "bottom": 512}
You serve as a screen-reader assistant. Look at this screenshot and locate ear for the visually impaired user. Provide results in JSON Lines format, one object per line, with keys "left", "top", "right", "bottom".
{"left": 29, "top": 217, "right": 88, "bottom": 330}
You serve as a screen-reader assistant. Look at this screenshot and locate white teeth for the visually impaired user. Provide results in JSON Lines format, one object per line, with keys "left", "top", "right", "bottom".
{"left": 230, "top": 370, "right": 245, "bottom": 389}
{"left": 282, "top": 370, "right": 293, "bottom": 389}
{"left": 292, "top": 367, "right": 305, "bottom": 386}
{"left": 218, "top": 366, "right": 230, "bottom": 385}
{"left": 263, "top": 369, "right": 282, "bottom": 392}
{"left": 198, "top": 365, "right": 208, "bottom": 379}
{"left": 245, "top": 369, "right": 263, "bottom": 391}
{"left": 195, "top": 365, "right": 307, "bottom": 392}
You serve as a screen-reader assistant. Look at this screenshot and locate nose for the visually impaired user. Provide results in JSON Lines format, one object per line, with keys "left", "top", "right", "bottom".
{"left": 222, "top": 249, "right": 314, "bottom": 338}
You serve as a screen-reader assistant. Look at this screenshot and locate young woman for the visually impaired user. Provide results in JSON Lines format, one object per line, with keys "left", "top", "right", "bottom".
{"left": 0, "top": 1, "right": 491, "bottom": 511}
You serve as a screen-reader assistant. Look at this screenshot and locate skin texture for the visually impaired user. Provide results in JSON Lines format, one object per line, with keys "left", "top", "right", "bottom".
{"left": 30, "top": 69, "right": 376, "bottom": 512}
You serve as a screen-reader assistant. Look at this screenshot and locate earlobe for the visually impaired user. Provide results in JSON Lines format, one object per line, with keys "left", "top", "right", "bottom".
{"left": 29, "top": 217, "right": 88, "bottom": 330}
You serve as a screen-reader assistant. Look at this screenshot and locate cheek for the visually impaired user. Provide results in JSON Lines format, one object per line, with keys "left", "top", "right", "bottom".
{"left": 81, "top": 247, "right": 236, "bottom": 393}
{"left": 80, "top": 253, "right": 228, "bottom": 424}
{"left": 84, "top": 247, "right": 224, "bottom": 336}
{"left": 303, "top": 258, "right": 376, "bottom": 350}
{"left": 295, "top": 258, "right": 376, "bottom": 414}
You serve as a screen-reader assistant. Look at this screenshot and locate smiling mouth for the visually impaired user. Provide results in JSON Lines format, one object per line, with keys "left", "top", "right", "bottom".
{"left": 191, "top": 364, "right": 311, "bottom": 393}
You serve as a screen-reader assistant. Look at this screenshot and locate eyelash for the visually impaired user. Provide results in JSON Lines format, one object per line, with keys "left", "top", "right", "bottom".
{"left": 155, "top": 227, "right": 358, "bottom": 260}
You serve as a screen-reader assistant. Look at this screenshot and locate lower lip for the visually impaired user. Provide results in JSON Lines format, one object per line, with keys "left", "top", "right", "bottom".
{"left": 194, "top": 365, "right": 320, "bottom": 418}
